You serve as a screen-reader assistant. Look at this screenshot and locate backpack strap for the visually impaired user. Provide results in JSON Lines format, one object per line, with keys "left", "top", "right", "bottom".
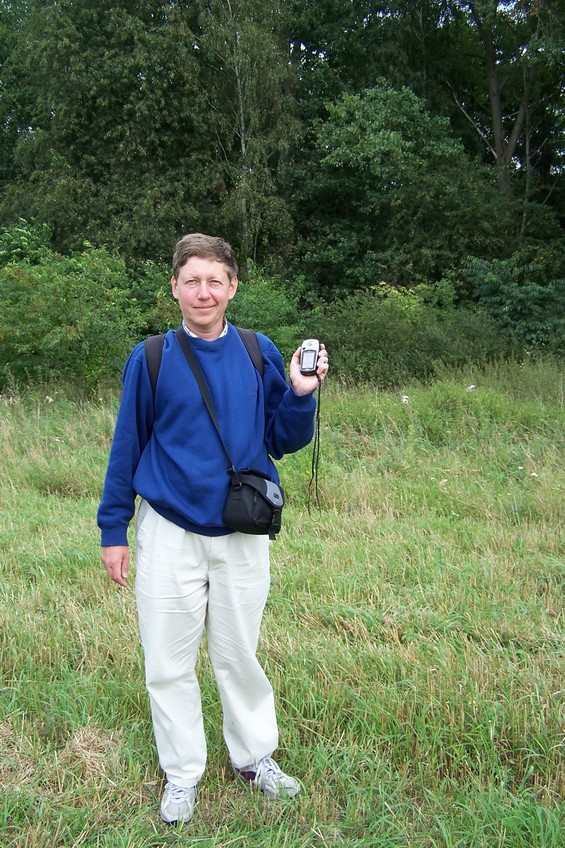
{"left": 143, "top": 327, "right": 263, "bottom": 398}
{"left": 144, "top": 333, "right": 164, "bottom": 397}
{"left": 236, "top": 326, "right": 264, "bottom": 377}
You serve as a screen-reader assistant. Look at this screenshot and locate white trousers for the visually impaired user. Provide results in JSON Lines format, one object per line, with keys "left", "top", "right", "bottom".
{"left": 134, "top": 500, "right": 278, "bottom": 787}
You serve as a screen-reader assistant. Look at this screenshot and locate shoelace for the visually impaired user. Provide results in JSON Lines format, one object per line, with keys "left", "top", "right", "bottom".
{"left": 167, "top": 783, "right": 193, "bottom": 802}
{"left": 257, "top": 757, "right": 283, "bottom": 779}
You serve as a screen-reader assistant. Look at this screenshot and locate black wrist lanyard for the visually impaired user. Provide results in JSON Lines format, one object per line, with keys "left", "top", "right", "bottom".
{"left": 308, "top": 382, "right": 322, "bottom": 514}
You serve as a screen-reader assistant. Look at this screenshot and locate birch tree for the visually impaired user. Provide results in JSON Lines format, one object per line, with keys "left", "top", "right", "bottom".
{"left": 195, "top": 0, "right": 299, "bottom": 264}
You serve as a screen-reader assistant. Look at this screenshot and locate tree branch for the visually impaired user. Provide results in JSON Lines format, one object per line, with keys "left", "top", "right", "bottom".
{"left": 445, "top": 78, "right": 497, "bottom": 160}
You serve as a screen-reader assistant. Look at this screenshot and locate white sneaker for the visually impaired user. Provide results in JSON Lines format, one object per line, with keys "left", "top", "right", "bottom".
{"left": 236, "top": 757, "right": 301, "bottom": 799}
{"left": 159, "top": 782, "right": 197, "bottom": 824}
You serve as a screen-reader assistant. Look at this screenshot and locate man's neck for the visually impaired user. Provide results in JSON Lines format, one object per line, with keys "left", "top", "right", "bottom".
{"left": 183, "top": 320, "right": 228, "bottom": 341}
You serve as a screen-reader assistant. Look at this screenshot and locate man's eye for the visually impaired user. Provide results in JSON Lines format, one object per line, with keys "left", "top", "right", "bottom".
{"left": 185, "top": 279, "right": 223, "bottom": 288}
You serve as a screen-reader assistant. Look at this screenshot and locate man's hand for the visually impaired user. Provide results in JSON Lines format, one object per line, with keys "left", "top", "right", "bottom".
{"left": 289, "top": 342, "right": 329, "bottom": 396}
{"left": 101, "top": 545, "right": 130, "bottom": 587}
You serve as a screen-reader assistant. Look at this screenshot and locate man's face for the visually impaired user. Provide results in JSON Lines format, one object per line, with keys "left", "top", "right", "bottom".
{"left": 171, "top": 256, "right": 238, "bottom": 339}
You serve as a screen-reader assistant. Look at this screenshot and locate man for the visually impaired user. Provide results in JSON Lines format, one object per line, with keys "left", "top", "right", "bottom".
{"left": 97, "top": 233, "right": 329, "bottom": 825}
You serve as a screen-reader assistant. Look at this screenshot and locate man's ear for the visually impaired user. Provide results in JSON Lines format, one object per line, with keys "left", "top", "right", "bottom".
{"left": 228, "top": 276, "right": 238, "bottom": 300}
{"left": 171, "top": 275, "right": 179, "bottom": 300}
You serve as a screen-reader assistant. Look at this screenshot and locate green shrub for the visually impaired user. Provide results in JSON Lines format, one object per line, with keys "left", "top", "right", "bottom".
{"left": 0, "top": 244, "right": 142, "bottom": 388}
{"left": 459, "top": 254, "right": 565, "bottom": 354}
{"left": 0, "top": 219, "right": 53, "bottom": 266}
{"left": 312, "top": 285, "right": 510, "bottom": 387}
{"left": 3, "top": 221, "right": 559, "bottom": 391}
{"left": 124, "top": 259, "right": 178, "bottom": 336}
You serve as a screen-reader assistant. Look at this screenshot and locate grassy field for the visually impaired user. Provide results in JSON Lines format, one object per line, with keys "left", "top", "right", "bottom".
{"left": 0, "top": 359, "right": 563, "bottom": 847}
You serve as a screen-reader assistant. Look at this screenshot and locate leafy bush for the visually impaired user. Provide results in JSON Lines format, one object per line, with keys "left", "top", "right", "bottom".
{"left": 0, "top": 219, "right": 52, "bottom": 266}
{"left": 312, "top": 285, "right": 511, "bottom": 387}
{"left": 125, "top": 259, "right": 178, "bottom": 336}
{"left": 459, "top": 254, "right": 565, "bottom": 354}
{"left": 0, "top": 240, "right": 142, "bottom": 388}
{"left": 3, "top": 222, "right": 560, "bottom": 392}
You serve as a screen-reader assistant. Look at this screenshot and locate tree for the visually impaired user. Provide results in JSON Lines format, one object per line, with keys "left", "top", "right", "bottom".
{"left": 194, "top": 0, "right": 299, "bottom": 266}
{"left": 0, "top": 0, "right": 210, "bottom": 259}
{"left": 0, "top": 0, "right": 35, "bottom": 199}
{"left": 1, "top": 0, "right": 563, "bottom": 278}
{"left": 447, "top": 0, "right": 565, "bottom": 199}
{"left": 289, "top": 82, "right": 514, "bottom": 294}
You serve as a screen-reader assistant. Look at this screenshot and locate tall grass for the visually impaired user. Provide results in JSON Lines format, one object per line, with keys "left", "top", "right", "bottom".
{"left": 1, "top": 359, "right": 563, "bottom": 847}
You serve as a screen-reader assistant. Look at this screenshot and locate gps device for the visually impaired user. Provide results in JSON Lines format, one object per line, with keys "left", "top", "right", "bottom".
{"left": 299, "top": 339, "right": 320, "bottom": 376}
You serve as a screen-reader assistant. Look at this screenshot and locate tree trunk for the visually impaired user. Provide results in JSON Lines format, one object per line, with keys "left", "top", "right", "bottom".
{"left": 468, "top": 1, "right": 535, "bottom": 194}
{"left": 225, "top": 1, "right": 250, "bottom": 256}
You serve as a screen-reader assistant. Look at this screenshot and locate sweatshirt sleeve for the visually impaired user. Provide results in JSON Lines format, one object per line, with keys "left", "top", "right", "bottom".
{"left": 97, "top": 344, "right": 154, "bottom": 546}
{"left": 259, "top": 335, "right": 316, "bottom": 459}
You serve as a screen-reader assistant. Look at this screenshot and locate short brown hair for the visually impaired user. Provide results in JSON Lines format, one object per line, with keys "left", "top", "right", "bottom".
{"left": 172, "top": 233, "right": 238, "bottom": 280}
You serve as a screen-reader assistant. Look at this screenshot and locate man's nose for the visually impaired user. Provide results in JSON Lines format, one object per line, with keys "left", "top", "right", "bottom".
{"left": 196, "top": 282, "right": 211, "bottom": 297}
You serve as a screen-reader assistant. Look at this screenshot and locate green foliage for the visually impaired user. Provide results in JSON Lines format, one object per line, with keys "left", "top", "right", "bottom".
{"left": 0, "top": 232, "right": 142, "bottom": 388}
{"left": 2, "top": 2, "right": 563, "bottom": 281}
{"left": 313, "top": 283, "right": 512, "bottom": 387}
{"left": 0, "top": 218, "right": 52, "bottom": 265}
{"left": 123, "top": 258, "right": 178, "bottom": 337}
{"left": 1, "top": 223, "right": 562, "bottom": 392}
{"left": 0, "top": 0, "right": 209, "bottom": 259}
{"left": 459, "top": 254, "right": 565, "bottom": 354}
{"left": 0, "top": 0, "right": 299, "bottom": 265}
{"left": 291, "top": 82, "right": 516, "bottom": 292}
{"left": 194, "top": 0, "right": 299, "bottom": 261}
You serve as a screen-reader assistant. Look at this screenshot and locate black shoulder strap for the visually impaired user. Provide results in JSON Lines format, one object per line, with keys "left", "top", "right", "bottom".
{"left": 236, "top": 326, "right": 264, "bottom": 377}
{"left": 144, "top": 333, "right": 164, "bottom": 397}
{"left": 144, "top": 327, "right": 263, "bottom": 398}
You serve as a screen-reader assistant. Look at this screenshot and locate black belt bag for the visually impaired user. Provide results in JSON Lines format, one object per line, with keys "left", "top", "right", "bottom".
{"left": 175, "top": 328, "right": 284, "bottom": 540}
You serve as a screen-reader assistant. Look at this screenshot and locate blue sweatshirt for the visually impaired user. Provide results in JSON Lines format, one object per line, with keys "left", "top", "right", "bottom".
{"left": 97, "top": 324, "right": 316, "bottom": 546}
